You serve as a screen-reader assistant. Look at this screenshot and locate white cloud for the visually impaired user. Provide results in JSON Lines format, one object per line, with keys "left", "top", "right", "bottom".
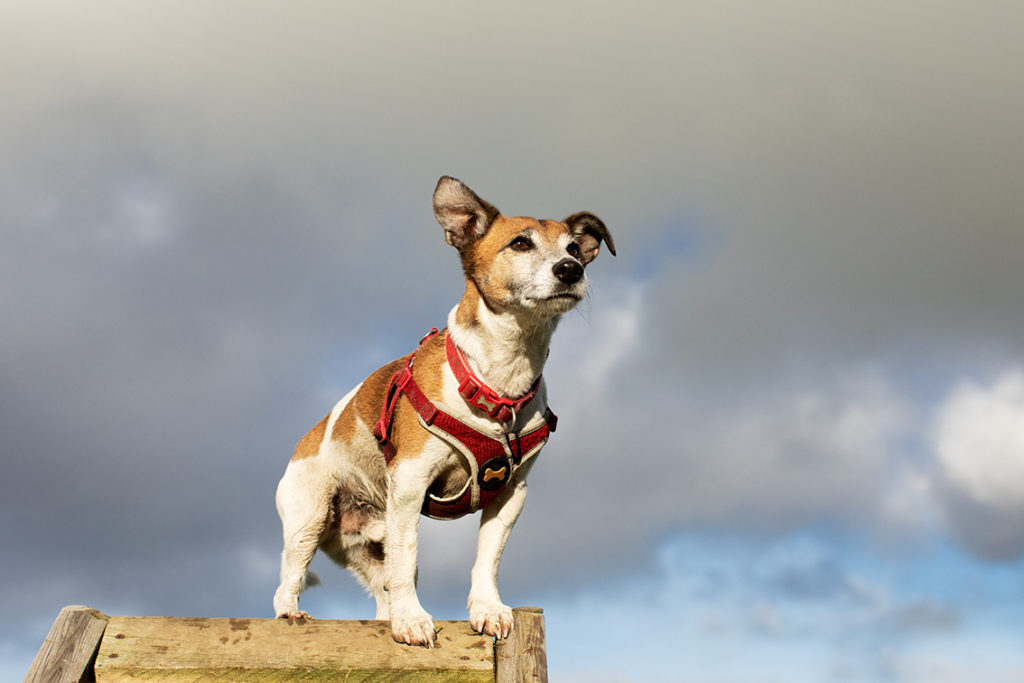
{"left": 703, "top": 372, "right": 914, "bottom": 527}
{"left": 932, "top": 370, "right": 1024, "bottom": 559}
{"left": 577, "top": 283, "right": 642, "bottom": 395}
{"left": 512, "top": 330, "right": 938, "bottom": 589}
{"left": 934, "top": 371, "right": 1024, "bottom": 513}
{"left": 548, "top": 278, "right": 644, "bottom": 401}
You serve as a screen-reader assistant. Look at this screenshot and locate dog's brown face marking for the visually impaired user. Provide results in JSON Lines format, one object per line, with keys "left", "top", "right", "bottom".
{"left": 434, "top": 176, "right": 613, "bottom": 321}
{"left": 460, "top": 215, "right": 583, "bottom": 314}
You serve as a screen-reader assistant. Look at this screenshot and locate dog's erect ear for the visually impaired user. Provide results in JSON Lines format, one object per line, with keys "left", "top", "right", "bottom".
{"left": 565, "top": 212, "right": 616, "bottom": 265}
{"left": 433, "top": 176, "right": 500, "bottom": 250}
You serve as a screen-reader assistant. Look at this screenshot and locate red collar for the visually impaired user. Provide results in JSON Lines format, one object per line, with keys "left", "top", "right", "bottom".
{"left": 445, "top": 331, "right": 542, "bottom": 424}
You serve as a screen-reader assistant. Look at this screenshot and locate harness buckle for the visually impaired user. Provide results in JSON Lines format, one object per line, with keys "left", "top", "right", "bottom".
{"left": 457, "top": 377, "right": 478, "bottom": 401}
{"left": 497, "top": 404, "right": 515, "bottom": 425}
{"left": 394, "top": 365, "right": 413, "bottom": 391}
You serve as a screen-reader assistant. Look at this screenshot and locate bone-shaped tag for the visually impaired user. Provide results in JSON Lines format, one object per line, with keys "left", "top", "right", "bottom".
{"left": 479, "top": 456, "right": 512, "bottom": 492}
{"left": 482, "top": 466, "right": 507, "bottom": 483}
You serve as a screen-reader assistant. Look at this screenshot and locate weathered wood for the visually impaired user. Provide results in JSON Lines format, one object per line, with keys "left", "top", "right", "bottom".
{"left": 94, "top": 616, "right": 495, "bottom": 682}
{"left": 25, "top": 605, "right": 109, "bottom": 683}
{"left": 495, "top": 607, "right": 547, "bottom": 683}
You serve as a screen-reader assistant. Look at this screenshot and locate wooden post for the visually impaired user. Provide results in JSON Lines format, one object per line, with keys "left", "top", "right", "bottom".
{"left": 495, "top": 606, "right": 548, "bottom": 683}
{"left": 25, "top": 605, "right": 109, "bottom": 683}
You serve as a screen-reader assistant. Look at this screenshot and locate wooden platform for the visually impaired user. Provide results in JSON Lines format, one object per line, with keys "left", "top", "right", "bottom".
{"left": 25, "top": 605, "right": 547, "bottom": 682}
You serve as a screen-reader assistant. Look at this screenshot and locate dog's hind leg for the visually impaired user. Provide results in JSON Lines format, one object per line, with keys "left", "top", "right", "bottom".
{"left": 321, "top": 506, "right": 390, "bottom": 620}
{"left": 359, "top": 544, "right": 390, "bottom": 620}
{"left": 273, "top": 462, "right": 331, "bottom": 619}
{"left": 335, "top": 538, "right": 390, "bottom": 620}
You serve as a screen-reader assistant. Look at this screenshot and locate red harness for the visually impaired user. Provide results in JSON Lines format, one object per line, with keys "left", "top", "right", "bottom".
{"left": 373, "top": 329, "right": 557, "bottom": 519}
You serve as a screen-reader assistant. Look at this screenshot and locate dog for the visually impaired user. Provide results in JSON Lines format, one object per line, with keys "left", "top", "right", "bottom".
{"left": 273, "top": 176, "right": 614, "bottom": 646}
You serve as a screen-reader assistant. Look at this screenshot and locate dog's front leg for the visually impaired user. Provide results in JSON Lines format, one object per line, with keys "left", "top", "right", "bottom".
{"left": 468, "top": 462, "right": 533, "bottom": 639}
{"left": 385, "top": 458, "right": 437, "bottom": 647}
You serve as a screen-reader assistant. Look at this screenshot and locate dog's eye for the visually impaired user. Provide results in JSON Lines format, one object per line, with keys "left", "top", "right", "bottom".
{"left": 509, "top": 236, "right": 534, "bottom": 252}
{"left": 566, "top": 242, "right": 582, "bottom": 260}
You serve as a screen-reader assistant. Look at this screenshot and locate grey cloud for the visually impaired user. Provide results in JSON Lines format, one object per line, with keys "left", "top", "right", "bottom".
{"left": 0, "top": 115, "right": 460, "bottom": 637}
{"left": 525, "top": 308, "right": 926, "bottom": 575}
{"left": 932, "top": 484, "right": 1024, "bottom": 562}
{"left": 883, "top": 600, "right": 962, "bottom": 635}
{"left": 753, "top": 551, "right": 862, "bottom": 604}
{"left": 4, "top": 1, "right": 1024, "bottom": 675}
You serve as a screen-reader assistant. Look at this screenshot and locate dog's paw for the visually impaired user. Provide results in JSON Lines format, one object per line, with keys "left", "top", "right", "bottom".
{"left": 469, "top": 600, "right": 515, "bottom": 639}
{"left": 277, "top": 610, "right": 314, "bottom": 620}
{"left": 390, "top": 605, "right": 437, "bottom": 647}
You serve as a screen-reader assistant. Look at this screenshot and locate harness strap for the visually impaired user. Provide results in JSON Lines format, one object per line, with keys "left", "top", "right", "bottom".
{"left": 372, "top": 328, "right": 557, "bottom": 518}
{"left": 373, "top": 329, "right": 440, "bottom": 464}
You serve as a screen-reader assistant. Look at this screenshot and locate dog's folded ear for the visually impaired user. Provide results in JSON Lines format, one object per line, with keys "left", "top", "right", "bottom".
{"left": 565, "top": 212, "right": 616, "bottom": 265}
{"left": 433, "top": 176, "right": 500, "bottom": 250}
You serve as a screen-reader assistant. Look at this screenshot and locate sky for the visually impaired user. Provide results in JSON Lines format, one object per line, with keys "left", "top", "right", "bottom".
{"left": 3, "top": 2, "right": 1024, "bottom": 681}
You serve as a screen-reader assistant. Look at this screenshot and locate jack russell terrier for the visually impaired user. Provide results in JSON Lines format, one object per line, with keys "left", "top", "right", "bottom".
{"left": 273, "top": 176, "right": 614, "bottom": 646}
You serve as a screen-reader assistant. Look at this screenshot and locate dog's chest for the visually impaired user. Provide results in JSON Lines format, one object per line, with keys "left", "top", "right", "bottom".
{"left": 413, "top": 401, "right": 554, "bottom": 520}
{"left": 427, "top": 456, "right": 473, "bottom": 499}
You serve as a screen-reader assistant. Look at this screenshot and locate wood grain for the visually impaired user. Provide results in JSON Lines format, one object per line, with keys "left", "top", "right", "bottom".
{"left": 94, "top": 616, "right": 495, "bottom": 682}
{"left": 495, "top": 607, "right": 547, "bottom": 683}
{"left": 25, "top": 605, "right": 109, "bottom": 683}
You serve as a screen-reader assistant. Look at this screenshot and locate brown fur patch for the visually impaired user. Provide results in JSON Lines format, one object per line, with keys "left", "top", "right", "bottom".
{"left": 320, "top": 356, "right": 406, "bottom": 449}
{"left": 291, "top": 413, "right": 329, "bottom": 461}
{"left": 383, "top": 332, "right": 446, "bottom": 467}
{"left": 325, "top": 336, "right": 446, "bottom": 468}
{"left": 348, "top": 357, "right": 407, "bottom": 442}
{"left": 464, "top": 216, "right": 542, "bottom": 275}
{"left": 337, "top": 332, "right": 471, "bottom": 490}
{"left": 538, "top": 218, "right": 572, "bottom": 241}
{"left": 455, "top": 282, "right": 482, "bottom": 328}
{"left": 330, "top": 400, "right": 359, "bottom": 443}
{"left": 460, "top": 216, "right": 554, "bottom": 311}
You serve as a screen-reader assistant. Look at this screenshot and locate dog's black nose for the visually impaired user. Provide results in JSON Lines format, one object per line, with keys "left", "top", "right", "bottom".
{"left": 553, "top": 258, "right": 584, "bottom": 285}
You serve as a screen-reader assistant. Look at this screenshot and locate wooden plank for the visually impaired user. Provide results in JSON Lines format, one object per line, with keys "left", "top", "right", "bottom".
{"left": 94, "top": 616, "right": 495, "bottom": 682}
{"left": 495, "top": 607, "right": 547, "bottom": 683}
{"left": 25, "top": 605, "right": 109, "bottom": 683}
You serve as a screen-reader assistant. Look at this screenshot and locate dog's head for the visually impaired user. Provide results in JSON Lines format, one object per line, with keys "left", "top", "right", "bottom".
{"left": 433, "top": 176, "right": 615, "bottom": 317}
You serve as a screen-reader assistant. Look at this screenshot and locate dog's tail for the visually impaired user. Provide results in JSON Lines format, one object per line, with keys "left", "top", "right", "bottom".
{"left": 302, "top": 570, "right": 322, "bottom": 590}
